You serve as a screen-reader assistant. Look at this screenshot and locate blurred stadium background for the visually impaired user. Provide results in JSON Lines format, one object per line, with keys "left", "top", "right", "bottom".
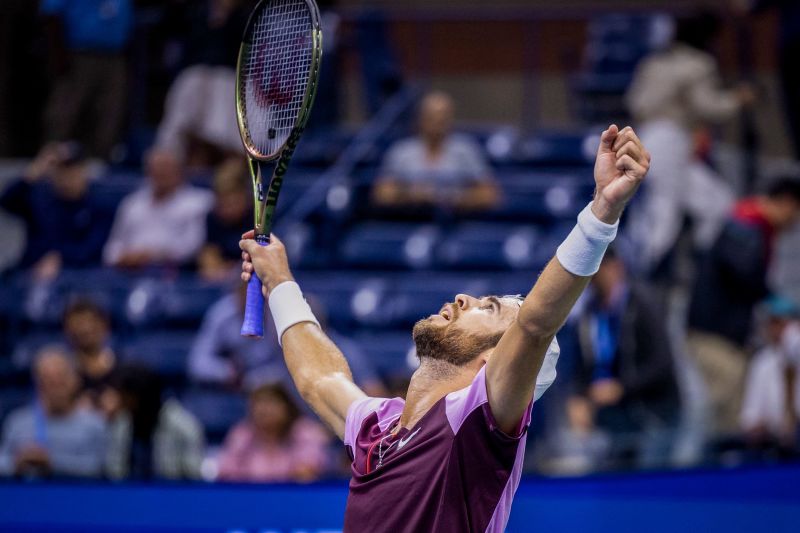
{"left": 1, "top": 0, "right": 799, "bottom": 531}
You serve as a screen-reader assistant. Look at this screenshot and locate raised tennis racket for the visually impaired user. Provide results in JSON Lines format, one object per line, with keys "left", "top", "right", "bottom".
{"left": 236, "top": 0, "right": 322, "bottom": 338}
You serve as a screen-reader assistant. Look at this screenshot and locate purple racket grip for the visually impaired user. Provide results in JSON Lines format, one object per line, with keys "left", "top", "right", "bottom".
{"left": 240, "top": 239, "right": 268, "bottom": 338}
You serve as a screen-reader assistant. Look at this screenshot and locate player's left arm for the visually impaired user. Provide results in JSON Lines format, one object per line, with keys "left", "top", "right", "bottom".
{"left": 485, "top": 125, "right": 650, "bottom": 434}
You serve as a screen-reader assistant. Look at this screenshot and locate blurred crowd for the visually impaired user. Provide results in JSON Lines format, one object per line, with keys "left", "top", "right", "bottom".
{"left": 1, "top": 1, "right": 800, "bottom": 484}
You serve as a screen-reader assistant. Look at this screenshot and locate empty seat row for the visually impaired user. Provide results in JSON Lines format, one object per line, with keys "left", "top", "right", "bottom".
{"left": 338, "top": 222, "right": 573, "bottom": 271}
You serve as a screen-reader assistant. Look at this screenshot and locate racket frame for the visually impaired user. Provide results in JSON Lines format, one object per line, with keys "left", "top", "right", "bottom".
{"left": 235, "top": 0, "right": 322, "bottom": 337}
{"left": 235, "top": 0, "right": 322, "bottom": 244}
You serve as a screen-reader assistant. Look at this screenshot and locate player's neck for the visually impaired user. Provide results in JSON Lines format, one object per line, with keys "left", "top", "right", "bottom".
{"left": 398, "top": 360, "right": 476, "bottom": 431}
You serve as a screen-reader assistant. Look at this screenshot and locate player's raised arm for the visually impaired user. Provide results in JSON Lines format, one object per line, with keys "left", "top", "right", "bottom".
{"left": 486, "top": 125, "right": 651, "bottom": 434}
{"left": 240, "top": 233, "right": 367, "bottom": 440}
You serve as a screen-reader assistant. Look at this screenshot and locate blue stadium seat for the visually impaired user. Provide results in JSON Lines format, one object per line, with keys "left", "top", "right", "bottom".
{"left": 353, "top": 331, "right": 416, "bottom": 378}
{"left": 512, "top": 132, "right": 595, "bottom": 167}
{"left": 121, "top": 331, "right": 196, "bottom": 381}
{"left": 0, "top": 387, "right": 32, "bottom": 425}
{"left": 145, "top": 279, "right": 226, "bottom": 328}
{"left": 437, "top": 223, "right": 541, "bottom": 270}
{"left": 10, "top": 332, "right": 65, "bottom": 370}
{"left": 340, "top": 223, "right": 440, "bottom": 269}
{"left": 13, "top": 269, "right": 132, "bottom": 328}
{"left": 181, "top": 388, "right": 247, "bottom": 444}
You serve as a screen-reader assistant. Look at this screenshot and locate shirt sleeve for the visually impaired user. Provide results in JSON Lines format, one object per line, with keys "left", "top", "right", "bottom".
{"left": 344, "top": 396, "right": 388, "bottom": 448}
{"left": 740, "top": 352, "right": 765, "bottom": 432}
{"left": 378, "top": 142, "right": 411, "bottom": 183}
{"left": 446, "top": 337, "right": 560, "bottom": 439}
{"left": 102, "top": 196, "right": 133, "bottom": 265}
{"left": 455, "top": 137, "right": 491, "bottom": 182}
{"left": 781, "top": 323, "right": 800, "bottom": 367}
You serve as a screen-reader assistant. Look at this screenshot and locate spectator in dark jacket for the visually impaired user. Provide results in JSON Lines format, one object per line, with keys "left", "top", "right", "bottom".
{"left": 0, "top": 142, "right": 115, "bottom": 278}
{"left": 63, "top": 298, "right": 118, "bottom": 413}
{"left": 567, "top": 249, "right": 680, "bottom": 469}
{"left": 197, "top": 158, "right": 251, "bottom": 282}
{"left": 688, "top": 178, "right": 800, "bottom": 437}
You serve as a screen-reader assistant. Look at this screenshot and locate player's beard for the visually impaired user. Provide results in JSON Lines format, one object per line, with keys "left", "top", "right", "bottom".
{"left": 412, "top": 318, "right": 503, "bottom": 367}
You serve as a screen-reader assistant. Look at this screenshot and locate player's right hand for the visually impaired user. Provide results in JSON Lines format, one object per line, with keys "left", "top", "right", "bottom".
{"left": 240, "top": 231, "right": 295, "bottom": 297}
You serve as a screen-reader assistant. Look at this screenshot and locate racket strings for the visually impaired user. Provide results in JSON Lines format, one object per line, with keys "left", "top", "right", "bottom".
{"left": 242, "top": 0, "right": 314, "bottom": 157}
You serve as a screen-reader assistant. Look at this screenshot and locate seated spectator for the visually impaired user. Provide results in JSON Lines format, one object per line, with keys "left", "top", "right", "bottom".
{"left": 217, "top": 382, "right": 330, "bottom": 482}
{"left": 371, "top": 91, "right": 499, "bottom": 212}
{"left": 188, "top": 285, "right": 386, "bottom": 395}
{"left": 103, "top": 148, "right": 213, "bottom": 269}
{"left": 0, "top": 347, "right": 107, "bottom": 478}
{"left": 688, "top": 179, "right": 800, "bottom": 438}
{"left": 0, "top": 142, "right": 114, "bottom": 277}
{"left": 197, "top": 158, "right": 251, "bottom": 282}
{"left": 105, "top": 364, "right": 205, "bottom": 481}
{"left": 62, "top": 298, "right": 118, "bottom": 412}
{"left": 41, "top": 0, "right": 132, "bottom": 158}
{"left": 741, "top": 296, "right": 800, "bottom": 455}
{"left": 155, "top": 0, "right": 250, "bottom": 167}
{"left": 188, "top": 282, "right": 288, "bottom": 390}
{"left": 566, "top": 250, "right": 681, "bottom": 469}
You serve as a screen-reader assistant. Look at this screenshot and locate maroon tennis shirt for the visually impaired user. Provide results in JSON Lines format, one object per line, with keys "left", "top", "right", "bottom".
{"left": 342, "top": 340, "right": 559, "bottom": 532}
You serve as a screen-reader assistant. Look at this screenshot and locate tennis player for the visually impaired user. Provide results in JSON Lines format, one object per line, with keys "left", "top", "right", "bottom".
{"left": 240, "top": 124, "right": 650, "bottom": 532}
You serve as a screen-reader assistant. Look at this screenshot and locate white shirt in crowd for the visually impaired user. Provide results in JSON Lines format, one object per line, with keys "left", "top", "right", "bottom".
{"left": 741, "top": 323, "right": 800, "bottom": 435}
{"left": 103, "top": 184, "right": 213, "bottom": 266}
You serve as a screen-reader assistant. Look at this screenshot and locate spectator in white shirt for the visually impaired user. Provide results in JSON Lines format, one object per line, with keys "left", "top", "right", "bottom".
{"left": 741, "top": 296, "right": 800, "bottom": 452}
{"left": 0, "top": 347, "right": 107, "bottom": 479}
{"left": 371, "top": 91, "right": 499, "bottom": 212}
{"left": 103, "top": 149, "right": 213, "bottom": 269}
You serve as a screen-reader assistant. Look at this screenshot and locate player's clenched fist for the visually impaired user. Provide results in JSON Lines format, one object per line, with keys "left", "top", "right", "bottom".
{"left": 239, "top": 231, "right": 295, "bottom": 298}
{"left": 591, "top": 125, "right": 651, "bottom": 224}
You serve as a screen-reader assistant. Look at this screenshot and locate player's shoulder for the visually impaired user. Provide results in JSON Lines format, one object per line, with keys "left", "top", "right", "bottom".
{"left": 344, "top": 396, "right": 404, "bottom": 445}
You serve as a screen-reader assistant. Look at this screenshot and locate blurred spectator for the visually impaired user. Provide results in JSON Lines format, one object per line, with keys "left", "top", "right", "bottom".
{"left": 41, "top": 0, "right": 132, "bottom": 158}
{"left": 188, "top": 283, "right": 288, "bottom": 390}
{"left": 217, "top": 382, "right": 330, "bottom": 482}
{"left": 626, "top": 11, "right": 754, "bottom": 275}
{"left": 0, "top": 347, "right": 107, "bottom": 478}
{"left": 103, "top": 148, "right": 213, "bottom": 269}
{"left": 188, "top": 285, "right": 387, "bottom": 395}
{"left": 0, "top": 142, "right": 114, "bottom": 277}
{"left": 106, "top": 364, "right": 205, "bottom": 480}
{"left": 735, "top": 0, "right": 800, "bottom": 159}
{"left": 371, "top": 91, "right": 499, "bottom": 212}
{"left": 566, "top": 250, "right": 681, "bottom": 469}
{"left": 155, "top": 0, "right": 250, "bottom": 167}
{"left": 197, "top": 158, "right": 251, "bottom": 282}
{"left": 740, "top": 296, "right": 800, "bottom": 454}
{"left": 688, "top": 179, "right": 800, "bottom": 436}
{"left": 63, "top": 298, "right": 118, "bottom": 412}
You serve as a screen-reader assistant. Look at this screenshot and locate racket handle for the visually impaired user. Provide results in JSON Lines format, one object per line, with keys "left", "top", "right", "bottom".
{"left": 241, "top": 239, "right": 268, "bottom": 338}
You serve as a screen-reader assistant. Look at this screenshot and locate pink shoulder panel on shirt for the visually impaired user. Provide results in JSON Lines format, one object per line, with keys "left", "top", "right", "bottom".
{"left": 344, "top": 396, "right": 404, "bottom": 447}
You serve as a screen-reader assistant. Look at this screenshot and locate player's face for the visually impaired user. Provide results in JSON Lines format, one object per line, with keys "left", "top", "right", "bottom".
{"left": 432, "top": 294, "right": 519, "bottom": 335}
{"left": 412, "top": 294, "right": 520, "bottom": 366}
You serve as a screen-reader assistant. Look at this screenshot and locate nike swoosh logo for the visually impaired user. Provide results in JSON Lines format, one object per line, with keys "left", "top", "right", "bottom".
{"left": 396, "top": 428, "right": 422, "bottom": 450}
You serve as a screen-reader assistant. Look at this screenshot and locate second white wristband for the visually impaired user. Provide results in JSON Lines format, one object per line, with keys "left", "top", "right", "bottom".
{"left": 555, "top": 202, "right": 619, "bottom": 276}
{"left": 268, "top": 281, "right": 320, "bottom": 346}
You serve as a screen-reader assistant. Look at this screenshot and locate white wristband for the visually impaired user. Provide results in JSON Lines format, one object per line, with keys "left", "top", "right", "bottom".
{"left": 555, "top": 202, "right": 618, "bottom": 276}
{"left": 268, "top": 281, "right": 320, "bottom": 346}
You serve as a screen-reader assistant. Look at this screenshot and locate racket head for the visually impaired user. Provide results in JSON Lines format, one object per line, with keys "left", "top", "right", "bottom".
{"left": 235, "top": 0, "right": 322, "bottom": 162}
